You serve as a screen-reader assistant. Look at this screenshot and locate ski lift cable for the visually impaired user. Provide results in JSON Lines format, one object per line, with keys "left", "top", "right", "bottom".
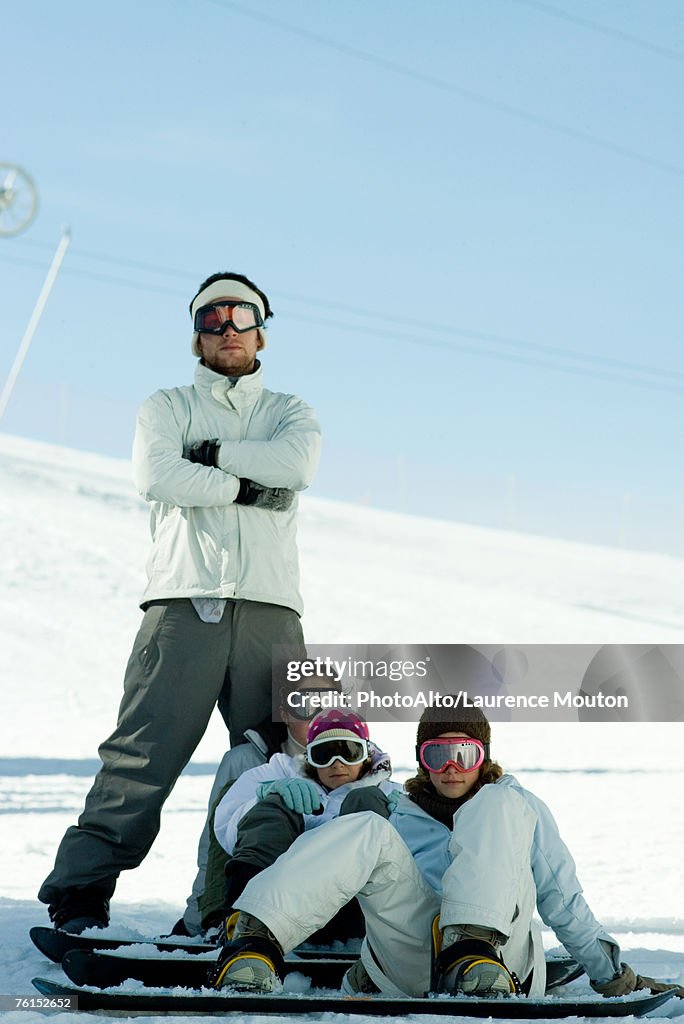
{"left": 4, "top": 242, "right": 683, "bottom": 384}
{"left": 205, "top": 0, "right": 684, "bottom": 181}
{"left": 2, "top": 252, "right": 682, "bottom": 396}
{"left": 509, "top": 0, "right": 684, "bottom": 65}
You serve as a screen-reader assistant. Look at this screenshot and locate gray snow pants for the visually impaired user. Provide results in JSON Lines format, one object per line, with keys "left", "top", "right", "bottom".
{"left": 38, "top": 597, "right": 304, "bottom": 907}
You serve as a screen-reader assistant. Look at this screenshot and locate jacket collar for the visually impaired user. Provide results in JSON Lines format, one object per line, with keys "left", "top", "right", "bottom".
{"left": 194, "top": 359, "right": 264, "bottom": 407}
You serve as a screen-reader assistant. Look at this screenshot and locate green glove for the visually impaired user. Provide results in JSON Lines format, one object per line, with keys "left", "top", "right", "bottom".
{"left": 256, "top": 778, "right": 322, "bottom": 814}
{"left": 385, "top": 789, "right": 402, "bottom": 814}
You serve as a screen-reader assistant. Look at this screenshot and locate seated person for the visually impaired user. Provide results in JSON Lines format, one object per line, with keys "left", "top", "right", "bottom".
{"left": 209, "top": 705, "right": 683, "bottom": 1002}
{"left": 173, "top": 674, "right": 344, "bottom": 937}
{"left": 213, "top": 708, "right": 396, "bottom": 946}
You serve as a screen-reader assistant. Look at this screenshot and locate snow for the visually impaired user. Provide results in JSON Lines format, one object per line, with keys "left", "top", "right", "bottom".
{"left": 1, "top": 433, "right": 683, "bottom": 1022}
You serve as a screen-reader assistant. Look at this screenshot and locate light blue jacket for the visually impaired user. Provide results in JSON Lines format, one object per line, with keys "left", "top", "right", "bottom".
{"left": 390, "top": 774, "right": 621, "bottom": 983}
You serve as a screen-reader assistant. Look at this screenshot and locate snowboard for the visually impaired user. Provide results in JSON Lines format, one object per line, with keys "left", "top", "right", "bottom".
{"left": 61, "top": 947, "right": 352, "bottom": 990}
{"left": 57, "top": 948, "right": 583, "bottom": 993}
{"left": 36, "top": 923, "right": 583, "bottom": 994}
{"left": 31, "top": 976, "right": 677, "bottom": 1018}
{"left": 29, "top": 925, "right": 355, "bottom": 964}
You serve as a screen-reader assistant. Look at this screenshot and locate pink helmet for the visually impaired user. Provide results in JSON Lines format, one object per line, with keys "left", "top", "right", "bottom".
{"left": 306, "top": 709, "right": 370, "bottom": 746}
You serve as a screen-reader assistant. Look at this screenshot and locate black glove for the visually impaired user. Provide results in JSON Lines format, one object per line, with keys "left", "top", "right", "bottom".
{"left": 183, "top": 439, "right": 220, "bottom": 467}
{"left": 235, "top": 478, "right": 295, "bottom": 512}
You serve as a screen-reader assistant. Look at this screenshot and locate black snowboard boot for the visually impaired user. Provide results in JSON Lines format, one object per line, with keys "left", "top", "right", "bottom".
{"left": 49, "top": 887, "right": 110, "bottom": 934}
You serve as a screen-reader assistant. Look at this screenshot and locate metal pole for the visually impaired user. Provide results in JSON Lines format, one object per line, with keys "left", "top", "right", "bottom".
{"left": 0, "top": 226, "right": 71, "bottom": 421}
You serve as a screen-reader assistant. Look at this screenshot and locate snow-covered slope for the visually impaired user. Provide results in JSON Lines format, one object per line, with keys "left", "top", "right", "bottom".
{"left": 1, "top": 434, "right": 682, "bottom": 1022}
{"left": 2, "top": 433, "right": 682, "bottom": 759}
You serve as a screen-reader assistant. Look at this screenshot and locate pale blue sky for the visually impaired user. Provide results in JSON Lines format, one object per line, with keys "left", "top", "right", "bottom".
{"left": 2, "top": 0, "right": 683, "bottom": 553}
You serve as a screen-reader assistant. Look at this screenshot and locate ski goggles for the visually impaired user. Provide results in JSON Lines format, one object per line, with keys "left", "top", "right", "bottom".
{"left": 284, "top": 689, "right": 343, "bottom": 722}
{"left": 306, "top": 736, "right": 369, "bottom": 769}
{"left": 418, "top": 737, "right": 487, "bottom": 774}
{"left": 193, "top": 301, "right": 264, "bottom": 335}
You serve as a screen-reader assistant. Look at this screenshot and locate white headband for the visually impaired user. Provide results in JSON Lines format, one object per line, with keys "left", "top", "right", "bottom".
{"left": 191, "top": 280, "right": 268, "bottom": 356}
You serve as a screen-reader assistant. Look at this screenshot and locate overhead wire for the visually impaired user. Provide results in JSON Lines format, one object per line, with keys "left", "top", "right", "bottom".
{"left": 271, "top": 291, "right": 684, "bottom": 384}
{"left": 4, "top": 9, "right": 680, "bottom": 389}
{"left": 14, "top": 237, "right": 193, "bottom": 282}
{"left": 2, "top": 252, "right": 187, "bottom": 299}
{"left": 508, "top": 0, "right": 684, "bottom": 64}
{"left": 204, "top": 0, "right": 684, "bottom": 180}
{"left": 8, "top": 239, "right": 683, "bottom": 381}
{"left": 3, "top": 243, "right": 682, "bottom": 395}
{"left": 290, "top": 311, "right": 684, "bottom": 396}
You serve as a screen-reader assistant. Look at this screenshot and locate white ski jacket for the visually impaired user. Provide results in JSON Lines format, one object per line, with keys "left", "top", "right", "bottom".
{"left": 132, "top": 361, "right": 321, "bottom": 613}
{"left": 213, "top": 745, "right": 397, "bottom": 854}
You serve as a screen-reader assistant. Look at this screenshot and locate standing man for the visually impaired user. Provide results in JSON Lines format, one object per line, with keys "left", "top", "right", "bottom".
{"left": 38, "top": 271, "right": 321, "bottom": 933}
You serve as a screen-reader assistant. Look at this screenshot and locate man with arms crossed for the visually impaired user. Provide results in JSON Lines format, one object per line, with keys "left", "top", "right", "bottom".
{"left": 38, "top": 271, "right": 321, "bottom": 933}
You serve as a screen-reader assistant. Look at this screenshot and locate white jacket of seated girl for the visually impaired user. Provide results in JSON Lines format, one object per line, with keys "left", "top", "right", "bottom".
{"left": 213, "top": 743, "right": 398, "bottom": 854}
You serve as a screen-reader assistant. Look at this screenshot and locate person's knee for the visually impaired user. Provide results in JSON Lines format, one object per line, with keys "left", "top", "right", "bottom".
{"left": 340, "top": 788, "right": 391, "bottom": 819}
{"left": 453, "top": 784, "right": 536, "bottom": 850}
{"left": 254, "top": 792, "right": 306, "bottom": 827}
{"left": 461, "top": 784, "right": 525, "bottom": 821}
{"left": 341, "top": 810, "right": 398, "bottom": 853}
{"left": 232, "top": 795, "right": 305, "bottom": 866}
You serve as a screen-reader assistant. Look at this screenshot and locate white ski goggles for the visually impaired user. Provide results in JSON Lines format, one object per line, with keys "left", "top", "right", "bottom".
{"left": 418, "top": 737, "right": 487, "bottom": 774}
{"left": 306, "top": 736, "right": 369, "bottom": 769}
